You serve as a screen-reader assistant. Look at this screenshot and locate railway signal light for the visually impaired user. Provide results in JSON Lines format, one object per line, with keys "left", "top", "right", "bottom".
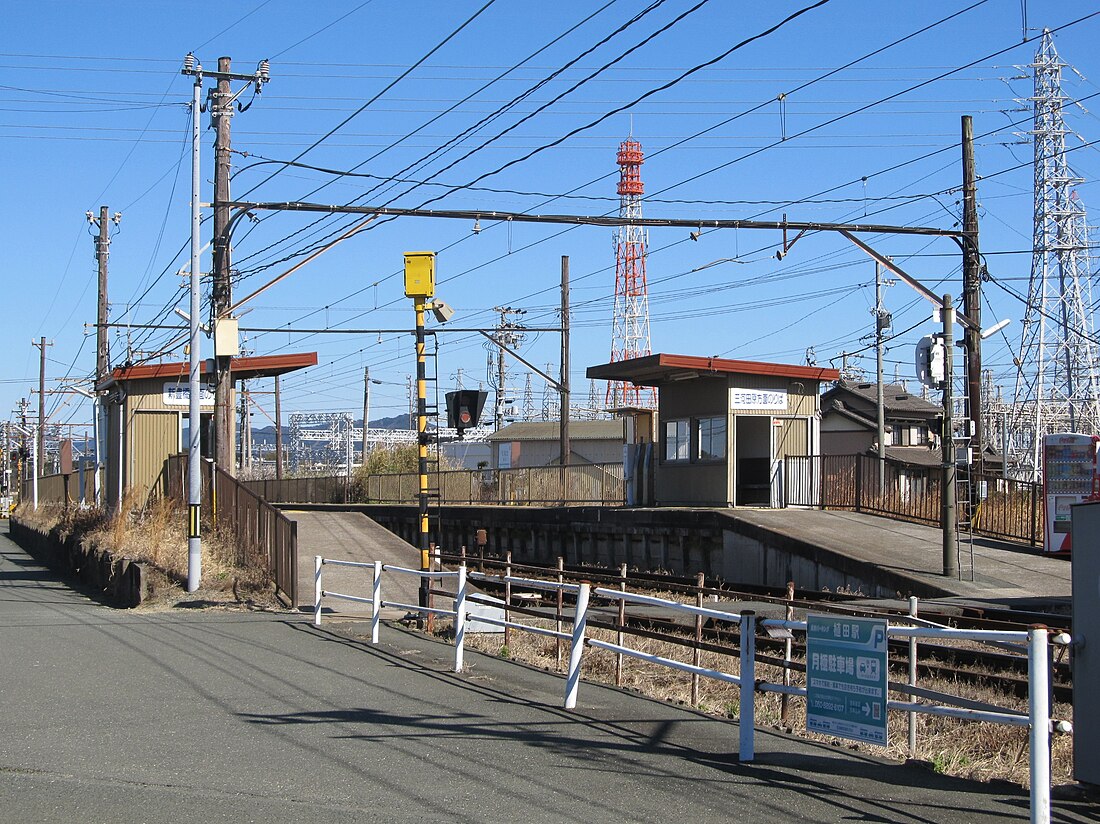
{"left": 446, "top": 390, "right": 487, "bottom": 437}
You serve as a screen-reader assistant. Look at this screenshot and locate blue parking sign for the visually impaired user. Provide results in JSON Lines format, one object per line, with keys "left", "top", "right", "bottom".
{"left": 806, "top": 613, "right": 889, "bottom": 746}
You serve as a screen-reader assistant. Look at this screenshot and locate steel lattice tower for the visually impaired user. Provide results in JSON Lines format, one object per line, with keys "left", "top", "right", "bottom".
{"left": 1010, "top": 30, "right": 1100, "bottom": 479}
{"left": 606, "top": 139, "right": 656, "bottom": 408}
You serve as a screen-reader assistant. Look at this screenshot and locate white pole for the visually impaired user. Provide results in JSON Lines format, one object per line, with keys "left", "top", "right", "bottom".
{"left": 454, "top": 564, "right": 467, "bottom": 673}
{"left": 186, "top": 69, "right": 203, "bottom": 593}
{"left": 89, "top": 395, "right": 100, "bottom": 506}
{"left": 739, "top": 610, "right": 756, "bottom": 762}
{"left": 1028, "top": 626, "right": 1051, "bottom": 824}
{"left": 564, "top": 583, "right": 591, "bottom": 709}
{"left": 31, "top": 430, "right": 38, "bottom": 510}
{"left": 371, "top": 561, "right": 382, "bottom": 644}
{"left": 313, "top": 556, "right": 323, "bottom": 627}
{"left": 908, "top": 596, "right": 919, "bottom": 756}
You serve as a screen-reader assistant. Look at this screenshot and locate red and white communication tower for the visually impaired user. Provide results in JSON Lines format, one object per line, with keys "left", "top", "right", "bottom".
{"left": 606, "top": 138, "right": 655, "bottom": 408}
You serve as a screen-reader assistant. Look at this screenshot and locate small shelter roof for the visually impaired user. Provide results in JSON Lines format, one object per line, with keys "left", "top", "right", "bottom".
{"left": 97, "top": 352, "right": 317, "bottom": 391}
{"left": 586, "top": 353, "right": 839, "bottom": 386}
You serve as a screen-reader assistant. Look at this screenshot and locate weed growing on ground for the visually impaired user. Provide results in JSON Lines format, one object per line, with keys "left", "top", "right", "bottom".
{"left": 453, "top": 617, "right": 1072, "bottom": 788}
{"left": 15, "top": 496, "right": 280, "bottom": 610}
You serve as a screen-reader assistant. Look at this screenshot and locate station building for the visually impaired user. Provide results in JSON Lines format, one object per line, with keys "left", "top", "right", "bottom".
{"left": 96, "top": 353, "right": 316, "bottom": 508}
{"left": 587, "top": 353, "right": 839, "bottom": 507}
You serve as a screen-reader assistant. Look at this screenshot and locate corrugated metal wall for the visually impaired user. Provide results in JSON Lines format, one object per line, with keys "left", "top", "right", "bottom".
{"left": 130, "top": 410, "right": 179, "bottom": 500}
{"left": 773, "top": 417, "right": 810, "bottom": 461}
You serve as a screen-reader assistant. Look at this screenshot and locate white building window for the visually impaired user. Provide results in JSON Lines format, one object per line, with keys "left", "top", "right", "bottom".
{"left": 664, "top": 420, "right": 690, "bottom": 462}
{"left": 697, "top": 416, "right": 726, "bottom": 461}
{"left": 497, "top": 442, "right": 512, "bottom": 469}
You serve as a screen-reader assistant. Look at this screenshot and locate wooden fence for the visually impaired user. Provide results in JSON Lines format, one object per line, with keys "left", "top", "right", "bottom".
{"left": 783, "top": 454, "right": 1042, "bottom": 545}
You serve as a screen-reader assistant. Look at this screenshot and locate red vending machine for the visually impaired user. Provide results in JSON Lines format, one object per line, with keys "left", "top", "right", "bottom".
{"left": 1043, "top": 433, "right": 1100, "bottom": 554}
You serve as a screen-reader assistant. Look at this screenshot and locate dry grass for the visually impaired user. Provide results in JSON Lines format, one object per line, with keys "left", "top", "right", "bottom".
{"left": 14, "top": 494, "right": 281, "bottom": 610}
{"left": 458, "top": 617, "right": 1072, "bottom": 789}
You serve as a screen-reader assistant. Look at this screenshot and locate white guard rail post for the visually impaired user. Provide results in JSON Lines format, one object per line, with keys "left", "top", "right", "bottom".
{"left": 564, "top": 583, "right": 591, "bottom": 710}
{"left": 371, "top": 560, "right": 382, "bottom": 644}
{"left": 314, "top": 555, "right": 323, "bottom": 627}
{"left": 739, "top": 610, "right": 756, "bottom": 762}
{"left": 1029, "top": 626, "right": 1050, "bottom": 824}
{"left": 453, "top": 565, "right": 467, "bottom": 673}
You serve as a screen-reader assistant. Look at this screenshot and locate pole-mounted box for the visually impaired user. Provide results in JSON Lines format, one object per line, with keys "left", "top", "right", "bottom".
{"left": 403, "top": 251, "right": 435, "bottom": 299}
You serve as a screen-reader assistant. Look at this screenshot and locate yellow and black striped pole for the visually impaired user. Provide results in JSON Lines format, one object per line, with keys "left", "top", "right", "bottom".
{"left": 415, "top": 295, "right": 431, "bottom": 622}
{"left": 403, "top": 251, "right": 436, "bottom": 627}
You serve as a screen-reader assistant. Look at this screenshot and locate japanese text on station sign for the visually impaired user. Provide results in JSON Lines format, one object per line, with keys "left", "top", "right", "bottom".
{"left": 805, "top": 614, "right": 888, "bottom": 747}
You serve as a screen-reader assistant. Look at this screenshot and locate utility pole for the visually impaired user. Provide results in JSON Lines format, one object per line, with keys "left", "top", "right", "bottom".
{"left": 560, "top": 255, "right": 571, "bottom": 480}
{"left": 274, "top": 375, "right": 283, "bottom": 480}
{"left": 238, "top": 383, "right": 252, "bottom": 471}
{"left": 489, "top": 306, "right": 526, "bottom": 429}
{"left": 873, "top": 260, "right": 891, "bottom": 498}
{"left": 961, "top": 116, "right": 983, "bottom": 465}
{"left": 363, "top": 367, "right": 371, "bottom": 453}
{"left": 212, "top": 57, "right": 235, "bottom": 476}
{"left": 86, "top": 206, "right": 120, "bottom": 384}
{"left": 942, "top": 294, "right": 958, "bottom": 578}
{"left": 33, "top": 337, "right": 51, "bottom": 474}
{"left": 88, "top": 206, "right": 118, "bottom": 507}
{"left": 195, "top": 54, "right": 270, "bottom": 477}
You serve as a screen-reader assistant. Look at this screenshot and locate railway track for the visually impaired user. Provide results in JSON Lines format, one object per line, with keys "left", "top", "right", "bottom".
{"left": 442, "top": 552, "right": 1073, "bottom": 704}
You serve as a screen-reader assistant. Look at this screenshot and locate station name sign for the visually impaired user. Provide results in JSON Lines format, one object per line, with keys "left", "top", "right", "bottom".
{"left": 730, "top": 387, "right": 788, "bottom": 410}
{"left": 163, "top": 381, "right": 215, "bottom": 407}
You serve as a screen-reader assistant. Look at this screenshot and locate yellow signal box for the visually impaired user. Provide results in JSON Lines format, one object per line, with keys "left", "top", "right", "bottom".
{"left": 403, "top": 251, "right": 436, "bottom": 298}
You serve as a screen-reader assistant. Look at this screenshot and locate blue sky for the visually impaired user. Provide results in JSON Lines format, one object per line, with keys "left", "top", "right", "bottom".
{"left": 5, "top": 0, "right": 1100, "bottom": 434}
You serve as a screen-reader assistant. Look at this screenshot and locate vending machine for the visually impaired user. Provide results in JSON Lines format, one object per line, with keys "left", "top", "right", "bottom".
{"left": 1043, "top": 433, "right": 1100, "bottom": 554}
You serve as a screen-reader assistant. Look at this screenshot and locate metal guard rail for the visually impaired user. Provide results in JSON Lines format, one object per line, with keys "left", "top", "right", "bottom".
{"left": 313, "top": 557, "right": 1069, "bottom": 824}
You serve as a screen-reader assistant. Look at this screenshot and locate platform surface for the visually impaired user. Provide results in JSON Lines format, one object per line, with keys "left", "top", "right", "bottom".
{"left": 727, "top": 508, "right": 1072, "bottom": 605}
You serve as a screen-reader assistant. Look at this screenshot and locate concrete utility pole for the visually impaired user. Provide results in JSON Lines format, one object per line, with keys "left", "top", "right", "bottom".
{"left": 88, "top": 206, "right": 118, "bottom": 506}
{"left": 560, "top": 256, "right": 571, "bottom": 479}
{"left": 942, "top": 295, "right": 958, "bottom": 578}
{"left": 874, "top": 261, "right": 887, "bottom": 499}
{"left": 87, "top": 206, "right": 119, "bottom": 384}
{"left": 200, "top": 55, "right": 269, "bottom": 477}
{"left": 961, "top": 116, "right": 983, "bottom": 463}
{"left": 362, "top": 367, "right": 371, "bottom": 452}
{"left": 238, "top": 383, "right": 251, "bottom": 470}
{"left": 489, "top": 306, "right": 526, "bottom": 430}
{"left": 274, "top": 375, "right": 283, "bottom": 480}
{"left": 33, "top": 337, "right": 51, "bottom": 474}
{"left": 212, "top": 57, "right": 235, "bottom": 476}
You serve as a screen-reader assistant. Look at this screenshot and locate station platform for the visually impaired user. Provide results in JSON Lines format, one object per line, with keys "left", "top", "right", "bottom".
{"left": 726, "top": 508, "right": 1071, "bottom": 609}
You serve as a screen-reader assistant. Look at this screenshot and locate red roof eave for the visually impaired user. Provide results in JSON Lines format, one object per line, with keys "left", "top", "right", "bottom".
{"left": 586, "top": 353, "right": 839, "bottom": 385}
{"left": 102, "top": 352, "right": 318, "bottom": 387}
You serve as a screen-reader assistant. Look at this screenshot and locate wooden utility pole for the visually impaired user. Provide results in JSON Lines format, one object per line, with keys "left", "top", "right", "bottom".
{"left": 961, "top": 116, "right": 983, "bottom": 461}
{"left": 212, "top": 56, "right": 235, "bottom": 476}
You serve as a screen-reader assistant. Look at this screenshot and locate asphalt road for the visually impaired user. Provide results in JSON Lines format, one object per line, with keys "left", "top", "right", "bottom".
{"left": 1, "top": 524, "right": 1094, "bottom": 823}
